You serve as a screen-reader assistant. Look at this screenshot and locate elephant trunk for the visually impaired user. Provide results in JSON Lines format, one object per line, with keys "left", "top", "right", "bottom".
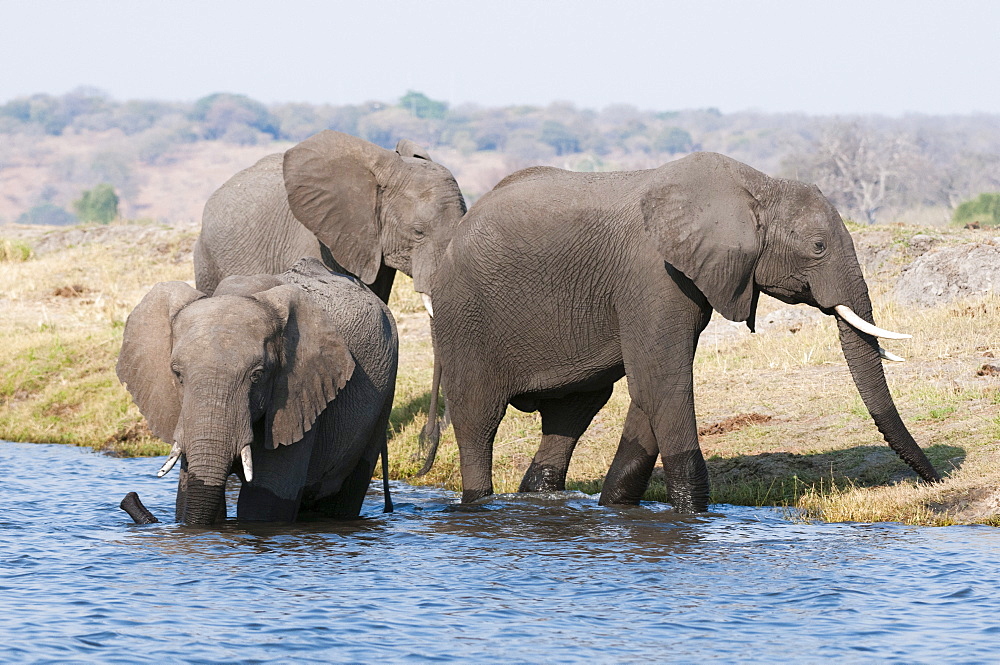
{"left": 177, "top": 442, "right": 233, "bottom": 524}
{"left": 807, "top": 238, "right": 939, "bottom": 482}
{"left": 174, "top": 403, "right": 252, "bottom": 524}
{"left": 836, "top": 309, "right": 941, "bottom": 483}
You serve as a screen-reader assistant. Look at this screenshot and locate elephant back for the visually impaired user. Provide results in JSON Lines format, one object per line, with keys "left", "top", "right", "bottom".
{"left": 196, "top": 154, "right": 327, "bottom": 294}
{"left": 203, "top": 153, "right": 287, "bottom": 221}
{"left": 279, "top": 258, "right": 398, "bottom": 396}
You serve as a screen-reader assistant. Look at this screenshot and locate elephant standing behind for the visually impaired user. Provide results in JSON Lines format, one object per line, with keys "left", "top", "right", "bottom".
{"left": 193, "top": 131, "right": 466, "bottom": 307}
{"left": 117, "top": 258, "right": 397, "bottom": 524}
{"left": 430, "top": 153, "right": 940, "bottom": 511}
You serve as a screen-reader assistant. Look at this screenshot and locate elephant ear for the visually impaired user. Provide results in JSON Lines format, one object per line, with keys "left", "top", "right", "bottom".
{"left": 116, "top": 282, "right": 204, "bottom": 443}
{"left": 394, "top": 138, "right": 432, "bottom": 161}
{"left": 252, "top": 284, "right": 355, "bottom": 448}
{"left": 641, "top": 153, "right": 764, "bottom": 325}
{"left": 283, "top": 130, "right": 390, "bottom": 285}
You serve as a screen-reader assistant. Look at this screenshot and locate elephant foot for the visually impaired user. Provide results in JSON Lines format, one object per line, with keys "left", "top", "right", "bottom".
{"left": 599, "top": 443, "right": 657, "bottom": 506}
{"left": 666, "top": 491, "right": 710, "bottom": 514}
{"left": 598, "top": 488, "right": 644, "bottom": 507}
{"left": 661, "top": 450, "right": 711, "bottom": 514}
{"left": 461, "top": 487, "right": 493, "bottom": 503}
{"left": 518, "top": 462, "right": 567, "bottom": 493}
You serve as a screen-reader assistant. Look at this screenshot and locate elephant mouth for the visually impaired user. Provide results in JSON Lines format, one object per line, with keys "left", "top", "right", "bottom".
{"left": 156, "top": 441, "right": 254, "bottom": 482}
{"left": 833, "top": 304, "right": 910, "bottom": 363}
{"left": 833, "top": 305, "right": 910, "bottom": 340}
{"left": 157, "top": 441, "right": 182, "bottom": 477}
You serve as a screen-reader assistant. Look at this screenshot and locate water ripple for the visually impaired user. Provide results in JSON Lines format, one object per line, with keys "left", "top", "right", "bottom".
{"left": 1, "top": 441, "right": 999, "bottom": 663}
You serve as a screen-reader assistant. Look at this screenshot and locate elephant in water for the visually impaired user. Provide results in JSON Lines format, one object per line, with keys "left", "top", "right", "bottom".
{"left": 116, "top": 258, "right": 397, "bottom": 524}
{"left": 428, "top": 152, "right": 940, "bottom": 511}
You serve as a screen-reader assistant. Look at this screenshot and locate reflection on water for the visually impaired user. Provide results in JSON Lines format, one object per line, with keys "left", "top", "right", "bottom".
{"left": 1, "top": 441, "right": 998, "bottom": 663}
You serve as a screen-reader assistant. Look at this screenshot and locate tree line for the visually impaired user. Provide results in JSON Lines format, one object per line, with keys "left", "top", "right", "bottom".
{"left": 3, "top": 88, "right": 1000, "bottom": 226}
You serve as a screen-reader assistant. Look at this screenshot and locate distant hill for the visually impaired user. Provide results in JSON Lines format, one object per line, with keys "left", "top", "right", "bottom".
{"left": 2, "top": 89, "right": 999, "bottom": 226}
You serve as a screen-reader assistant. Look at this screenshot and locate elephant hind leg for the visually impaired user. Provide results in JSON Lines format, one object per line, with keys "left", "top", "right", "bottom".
{"left": 451, "top": 397, "right": 508, "bottom": 504}
{"left": 519, "top": 386, "right": 614, "bottom": 493}
{"left": 599, "top": 401, "right": 658, "bottom": 506}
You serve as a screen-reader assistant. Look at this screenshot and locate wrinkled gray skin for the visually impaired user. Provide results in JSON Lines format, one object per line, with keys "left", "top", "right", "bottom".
{"left": 117, "top": 258, "right": 398, "bottom": 524}
{"left": 431, "top": 152, "right": 941, "bottom": 512}
{"left": 193, "top": 131, "right": 466, "bottom": 304}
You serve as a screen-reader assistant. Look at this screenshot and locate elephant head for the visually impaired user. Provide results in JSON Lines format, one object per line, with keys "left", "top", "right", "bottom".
{"left": 641, "top": 152, "right": 940, "bottom": 483}
{"left": 282, "top": 130, "right": 466, "bottom": 307}
{"left": 116, "top": 279, "right": 354, "bottom": 524}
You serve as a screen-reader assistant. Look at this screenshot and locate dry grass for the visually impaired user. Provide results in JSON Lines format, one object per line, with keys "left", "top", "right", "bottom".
{"left": 2, "top": 222, "right": 998, "bottom": 525}
{"left": 0, "top": 222, "right": 195, "bottom": 454}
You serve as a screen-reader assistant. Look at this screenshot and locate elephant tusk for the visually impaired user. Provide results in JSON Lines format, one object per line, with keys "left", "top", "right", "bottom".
{"left": 157, "top": 442, "right": 182, "bottom": 477}
{"left": 834, "top": 305, "right": 911, "bottom": 340}
{"left": 879, "top": 346, "right": 906, "bottom": 363}
{"left": 421, "top": 293, "right": 434, "bottom": 318}
{"left": 241, "top": 445, "right": 253, "bottom": 483}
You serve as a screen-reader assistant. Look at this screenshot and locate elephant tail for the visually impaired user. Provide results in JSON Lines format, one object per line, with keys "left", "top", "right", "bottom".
{"left": 381, "top": 434, "right": 393, "bottom": 514}
{"left": 414, "top": 356, "right": 444, "bottom": 477}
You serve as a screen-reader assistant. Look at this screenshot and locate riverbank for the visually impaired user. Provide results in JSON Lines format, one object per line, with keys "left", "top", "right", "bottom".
{"left": 1, "top": 221, "right": 998, "bottom": 525}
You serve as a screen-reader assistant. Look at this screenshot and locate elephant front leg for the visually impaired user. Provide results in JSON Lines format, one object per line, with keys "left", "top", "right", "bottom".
{"left": 601, "top": 396, "right": 709, "bottom": 512}
{"left": 621, "top": 347, "right": 709, "bottom": 512}
{"left": 599, "top": 401, "right": 659, "bottom": 505}
{"left": 237, "top": 430, "right": 314, "bottom": 522}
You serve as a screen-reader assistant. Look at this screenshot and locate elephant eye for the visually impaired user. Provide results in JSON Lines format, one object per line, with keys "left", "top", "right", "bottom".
{"left": 249, "top": 367, "right": 264, "bottom": 384}
{"left": 172, "top": 365, "right": 183, "bottom": 384}
{"left": 413, "top": 226, "right": 426, "bottom": 238}
{"left": 812, "top": 240, "right": 827, "bottom": 256}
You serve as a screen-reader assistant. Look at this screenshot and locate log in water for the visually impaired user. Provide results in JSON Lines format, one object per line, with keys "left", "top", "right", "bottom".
{"left": 119, "top": 491, "right": 159, "bottom": 524}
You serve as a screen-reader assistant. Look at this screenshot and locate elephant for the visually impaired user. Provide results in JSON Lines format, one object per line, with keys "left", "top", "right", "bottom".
{"left": 429, "top": 152, "right": 941, "bottom": 512}
{"left": 193, "top": 130, "right": 463, "bottom": 452}
{"left": 116, "top": 258, "right": 398, "bottom": 524}
{"left": 193, "top": 130, "right": 466, "bottom": 305}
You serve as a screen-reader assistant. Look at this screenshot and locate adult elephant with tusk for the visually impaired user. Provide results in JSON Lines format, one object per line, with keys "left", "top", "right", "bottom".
{"left": 116, "top": 258, "right": 398, "bottom": 525}
{"left": 428, "top": 152, "right": 941, "bottom": 512}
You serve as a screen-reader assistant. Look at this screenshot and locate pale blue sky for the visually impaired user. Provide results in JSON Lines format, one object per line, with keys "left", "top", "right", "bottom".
{"left": 2, "top": 0, "right": 998, "bottom": 115}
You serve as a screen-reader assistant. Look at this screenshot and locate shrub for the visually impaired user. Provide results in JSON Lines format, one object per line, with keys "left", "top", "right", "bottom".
{"left": 539, "top": 120, "right": 580, "bottom": 155}
{"left": 72, "top": 184, "right": 119, "bottom": 224}
{"left": 16, "top": 203, "right": 77, "bottom": 226}
{"left": 399, "top": 91, "right": 448, "bottom": 120}
{"left": 952, "top": 192, "right": 1000, "bottom": 228}
{"left": 0, "top": 239, "right": 33, "bottom": 262}
{"left": 191, "top": 93, "right": 279, "bottom": 141}
{"left": 654, "top": 126, "right": 694, "bottom": 154}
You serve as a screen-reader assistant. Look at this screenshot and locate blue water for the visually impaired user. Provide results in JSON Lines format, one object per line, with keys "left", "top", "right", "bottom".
{"left": 1, "top": 441, "right": 997, "bottom": 663}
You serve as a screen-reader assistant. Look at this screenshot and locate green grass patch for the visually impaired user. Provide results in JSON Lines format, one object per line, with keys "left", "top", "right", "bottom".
{"left": 0, "top": 238, "right": 33, "bottom": 262}
{"left": 0, "top": 328, "right": 163, "bottom": 453}
{"left": 916, "top": 405, "right": 957, "bottom": 421}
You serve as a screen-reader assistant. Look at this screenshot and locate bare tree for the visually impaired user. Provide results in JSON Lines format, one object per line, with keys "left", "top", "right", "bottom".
{"left": 787, "top": 122, "right": 920, "bottom": 224}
